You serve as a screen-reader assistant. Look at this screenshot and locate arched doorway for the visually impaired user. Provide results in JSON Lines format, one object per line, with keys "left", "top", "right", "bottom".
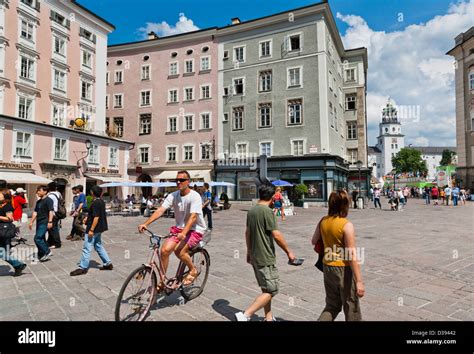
{"left": 137, "top": 174, "right": 152, "bottom": 197}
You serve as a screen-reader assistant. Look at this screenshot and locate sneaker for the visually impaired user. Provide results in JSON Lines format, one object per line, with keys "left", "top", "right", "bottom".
{"left": 100, "top": 263, "right": 113, "bottom": 270}
{"left": 13, "top": 264, "right": 27, "bottom": 277}
{"left": 234, "top": 311, "right": 250, "bottom": 322}
{"left": 70, "top": 268, "right": 88, "bottom": 276}
{"left": 39, "top": 251, "right": 52, "bottom": 262}
{"left": 262, "top": 316, "right": 277, "bottom": 322}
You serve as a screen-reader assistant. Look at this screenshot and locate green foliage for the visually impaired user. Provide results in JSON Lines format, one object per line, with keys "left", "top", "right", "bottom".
{"left": 294, "top": 184, "right": 308, "bottom": 197}
{"left": 392, "top": 148, "right": 428, "bottom": 174}
{"left": 440, "top": 149, "right": 456, "bottom": 166}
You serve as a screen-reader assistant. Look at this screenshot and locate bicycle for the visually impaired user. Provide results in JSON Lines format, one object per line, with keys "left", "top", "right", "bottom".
{"left": 115, "top": 229, "right": 211, "bottom": 321}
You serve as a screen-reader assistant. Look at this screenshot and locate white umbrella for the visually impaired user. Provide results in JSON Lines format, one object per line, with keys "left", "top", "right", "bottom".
{"left": 210, "top": 181, "right": 235, "bottom": 187}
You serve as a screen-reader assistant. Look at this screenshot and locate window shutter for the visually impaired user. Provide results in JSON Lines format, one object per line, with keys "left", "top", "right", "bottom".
{"left": 27, "top": 99, "right": 33, "bottom": 119}
{"left": 25, "top": 134, "right": 32, "bottom": 156}
{"left": 92, "top": 34, "right": 97, "bottom": 43}
{"left": 36, "top": 1, "right": 40, "bottom": 11}
{"left": 66, "top": 19, "right": 70, "bottom": 29}
{"left": 61, "top": 140, "right": 67, "bottom": 159}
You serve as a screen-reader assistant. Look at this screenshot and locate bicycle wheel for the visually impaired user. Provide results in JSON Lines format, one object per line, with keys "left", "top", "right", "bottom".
{"left": 180, "top": 249, "right": 210, "bottom": 301}
{"left": 115, "top": 265, "right": 157, "bottom": 321}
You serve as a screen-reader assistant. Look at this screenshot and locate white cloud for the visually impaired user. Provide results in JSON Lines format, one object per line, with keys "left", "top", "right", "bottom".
{"left": 337, "top": 0, "right": 474, "bottom": 147}
{"left": 138, "top": 13, "right": 199, "bottom": 38}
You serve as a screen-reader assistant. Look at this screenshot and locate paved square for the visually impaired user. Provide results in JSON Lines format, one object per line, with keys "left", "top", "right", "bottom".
{"left": 1, "top": 198, "right": 473, "bottom": 321}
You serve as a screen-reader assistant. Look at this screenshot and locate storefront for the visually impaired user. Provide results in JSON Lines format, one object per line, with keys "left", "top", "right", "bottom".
{"left": 215, "top": 155, "right": 350, "bottom": 203}
{"left": 85, "top": 167, "right": 131, "bottom": 201}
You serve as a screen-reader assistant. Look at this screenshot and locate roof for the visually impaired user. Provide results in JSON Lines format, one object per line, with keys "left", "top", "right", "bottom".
{"left": 410, "top": 146, "right": 457, "bottom": 154}
{"left": 71, "top": 1, "right": 115, "bottom": 30}
{"left": 447, "top": 26, "right": 474, "bottom": 55}
{"left": 368, "top": 146, "right": 382, "bottom": 154}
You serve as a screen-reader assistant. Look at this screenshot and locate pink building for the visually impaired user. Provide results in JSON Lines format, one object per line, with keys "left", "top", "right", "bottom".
{"left": 107, "top": 29, "right": 218, "bottom": 191}
{"left": 0, "top": 0, "right": 133, "bottom": 206}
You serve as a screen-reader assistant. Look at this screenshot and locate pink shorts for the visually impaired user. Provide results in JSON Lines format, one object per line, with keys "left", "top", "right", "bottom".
{"left": 168, "top": 226, "right": 203, "bottom": 248}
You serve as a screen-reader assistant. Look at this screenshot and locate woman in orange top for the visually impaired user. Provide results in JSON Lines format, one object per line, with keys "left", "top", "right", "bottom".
{"left": 271, "top": 187, "right": 285, "bottom": 221}
{"left": 311, "top": 190, "right": 365, "bottom": 321}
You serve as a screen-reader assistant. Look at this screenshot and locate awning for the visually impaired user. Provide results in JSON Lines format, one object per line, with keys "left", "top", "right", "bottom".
{"left": 85, "top": 175, "right": 133, "bottom": 183}
{"left": 0, "top": 171, "right": 53, "bottom": 184}
{"left": 156, "top": 170, "right": 211, "bottom": 181}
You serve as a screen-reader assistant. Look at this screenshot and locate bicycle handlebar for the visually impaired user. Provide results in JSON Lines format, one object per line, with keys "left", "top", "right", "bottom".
{"left": 142, "top": 229, "right": 175, "bottom": 239}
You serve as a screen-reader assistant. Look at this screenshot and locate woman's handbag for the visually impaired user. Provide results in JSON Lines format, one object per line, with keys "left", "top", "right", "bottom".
{"left": 313, "top": 219, "right": 324, "bottom": 272}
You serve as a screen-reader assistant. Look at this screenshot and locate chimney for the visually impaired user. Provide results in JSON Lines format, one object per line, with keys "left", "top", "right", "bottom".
{"left": 148, "top": 31, "right": 159, "bottom": 40}
{"left": 231, "top": 17, "right": 241, "bottom": 25}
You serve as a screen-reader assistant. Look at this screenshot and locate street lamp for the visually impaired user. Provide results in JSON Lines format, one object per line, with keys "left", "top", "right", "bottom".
{"left": 76, "top": 139, "right": 93, "bottom": 169}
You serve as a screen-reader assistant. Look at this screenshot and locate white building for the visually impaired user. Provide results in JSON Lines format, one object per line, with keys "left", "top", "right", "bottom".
{"left": 411, "top": 147, "right": 457, "bottom": 181}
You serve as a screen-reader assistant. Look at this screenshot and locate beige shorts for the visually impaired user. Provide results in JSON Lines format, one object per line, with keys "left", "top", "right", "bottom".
{"left": 252, "top": 264, "right": 280, "bottom": 296}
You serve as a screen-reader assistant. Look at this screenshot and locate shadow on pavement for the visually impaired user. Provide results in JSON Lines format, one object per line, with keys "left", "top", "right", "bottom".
{"left": 211, "top": 299, "right": 288, "bottom": 321}
{"left": 0, "top": 265, "right": 12, "bottom": 276}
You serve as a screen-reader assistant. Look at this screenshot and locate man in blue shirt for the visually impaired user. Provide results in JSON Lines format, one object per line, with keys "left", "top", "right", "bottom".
{"left": 452, "top": 186, "right": 460, "bottom": 206}
{"left": 202, "top": 183, "right": 213, "bottom": 230}
{"left": 67, "top": 185, "right": 86, "bottom": 241}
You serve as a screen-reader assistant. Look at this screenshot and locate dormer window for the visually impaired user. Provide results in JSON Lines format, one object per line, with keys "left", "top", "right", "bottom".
{"left": 79, "top": 27, "right": 96, "bottom": 43}
{"left": 50, "top": 10, "right": 70, "bottom": 28}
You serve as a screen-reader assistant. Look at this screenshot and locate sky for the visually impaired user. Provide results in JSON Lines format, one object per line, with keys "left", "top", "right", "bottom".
{"left": 78, "top": 0, "right": 474, "bottom": 147}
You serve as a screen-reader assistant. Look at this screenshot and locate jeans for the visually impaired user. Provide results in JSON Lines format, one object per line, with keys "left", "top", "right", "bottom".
{"left": 203, "top": 207, "right": 213, "bottom": 229}
{"left": 0, "top": 245, "right": 24, "bottom": 269}
{"left": 34, "top": 223, "right": 50, "bottom": 259}
{"left": 374, "top": 198, "right": 381, "bottom": 209}
{"left": 47, "top": 217, "right": 61, "bottom": 247}
{"left": 425, "top": 195, "right": 430, "bottom": 204}
{"left": 453, "top": 196, "right": 458, "bottom": 206}
{"left": 79, "top": 232, "right": 111, "bottom": 270}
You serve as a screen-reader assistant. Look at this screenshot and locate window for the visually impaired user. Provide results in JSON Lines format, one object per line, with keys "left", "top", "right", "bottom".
{"left": 21, "top": 0, "right": 39, "bottom": 10}
{"left": 51, "top": 10, "right": 69, "bottom": 28}
{"left": 292, "top": 140, "right": 304, "bottom": 156}
{"left": 105, "top": 95, "right": 109, "bottom": 109}
{"left": 20, "top": 56, "right": 35, "bottom": 81}
{"left": 169, "top": 62, "right": 178, "bottom": 76}
{"left": 53, "top": 70, "right": 66, "bottom": 91}
{"left": 109, "top": 147, "right": 118, "bottom": 167}
{"left": 232, "top": 106, "right": 244, "bottom": 130}
{"left": 339, "top": 88, "right": 343, "bottom": 107}
{"left": 233, "top": 78, "right": 244, "bottom": 95}
{"left": 114, "top": 94, "right": 123, "bottom": 108}
{"left": 110, "top": 117, "right": 123, "bottom": 137}
{"left": 288, "top": 34, "right": 301, "bottom": 51}
{"left": 184, "top": 146, "right": 193, "bottom": 161}
{"left": 184, "top": 87, "right": 194, "bottom": 101}
{"left": 15, "top": 132, "right": 32, "bottom": 158}
{"left": 20, "top": 20, "right": 34, "bottom": 41}
{"left": 288, "top": 67, "right": 301, "bottom": 88}
{"left": 288, "top": 99, "right": 303, "bottom": 125}
{"left": 184, "top": 115, "right": 194, "bottom": 131}
{"left": 236, "top": 143, "right": 248, "bottom": 158}
{"left": 234, "top": 46, "right": 245, "bottom": 63}
{"left": 139, "top": 147, "right": 149, "bottom": 164}
{"left": 258, "top": 103, "right": 272, "bottom": 128}
{"left": 346, "top": 94, "right": 356, "bottom": 110}
{"left": 200, "top": 56, "right": 210, "bottom": 71}
{"left": 168, "top": 116, "right": 177, "bottom": 132}
{"left": 329, "top": 102, "right": 334, "bottom": 127}
{"left": 260, "top": 40, "right": 272, "bottom": 58}
{"left": 79, "top": 27, "right": 96, "bottom": 43}
{"left": 18, "top": 96, "right": 33, "bottom": 120}
{"left": 347, "top": 121, "right": 357, "bottom": 140}
{"left": 88, "top": 144, "right": 99, "bottom": 164}
{"left": 201, "top": 85, "right": 211, "bottom": 99}
{"left": 201, "top": 144, "right": 211, "bottom": 160}
{"left": 53, "top": 36, "right": 66, "bottom": 57}
{"left": 139, "top": 114, "right": 152, "bottom": 135}
{"left": 201, "top": 113, "right": 210, "bottom": 129}
{"left": 260, "top": 142, "right": 271, "bottom": 157}
{"left": 167, "top": 146, "right": 177, "bottom": 162}
{"left": 329, "top": 71, "right": 333, "bottom": 91}
{"left": 345, "top": 68, "right": 355, "bottom": 82}
{"left": 140, "top": 90, "right": 151, "bottom": 106}
{"left": 82, "top": 50, "right": 92, "bottom": 68}
{"left": 54, "top": 138, "right": 67, "bottom": 160}
{"left": 259, "top": 70, "right": 272, "bottom": 92}
{"left": 115, "top": 70, "right": 123, "bottom": 83}
{"left": 169, "top": 89, "right": 178, "bottom": 103}
{"left": 52, "top": 104, "right": 65, "bottom": 126}
{"left": 185, "top": 59, "right": 194, "bottom": 74}
{"left": 348, "top": 149, "right": 358, "bottom": 163}
{"left": 470, "top": 72, "right": 474, "bottom": 90}
{"left": 81, "top": 81, "right": 92, "bottom": 101}
{"left": 471, "top": 112, "right": 474, "bottom": 131}
{"left": 141, "top": 65, "right": 150, "bottom": 80}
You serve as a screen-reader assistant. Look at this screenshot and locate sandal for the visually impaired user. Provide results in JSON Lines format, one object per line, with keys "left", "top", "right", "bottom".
{"left": 156, "top": 281, "right": 165, "bottom": 292}
{"left": 182, "top": 270, "right": 198, "bottom": 286}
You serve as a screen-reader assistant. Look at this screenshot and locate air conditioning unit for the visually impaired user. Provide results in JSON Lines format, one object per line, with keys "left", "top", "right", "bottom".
{"left": 223, "top": 113, "right": 229, "bottom": 122}
{"left": 223, "top": 50, "right": 229, "bottom": 60}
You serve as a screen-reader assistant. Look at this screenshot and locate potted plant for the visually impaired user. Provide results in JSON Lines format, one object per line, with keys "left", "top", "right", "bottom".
{"left": 294, "top": 184, "right": 308, "bottom": 206}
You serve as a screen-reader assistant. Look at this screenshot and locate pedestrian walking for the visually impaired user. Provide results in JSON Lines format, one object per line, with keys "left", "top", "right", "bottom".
{"left": 424, "top": 187, "right": 431, "bottom": 205}
{"left": 28, "top": 186, "right": 54, "bottom": 262}
{"left": 351, "top": 189, "right": 358, "bottom": 209}
{"left": 202, "top": 182, "right": 213, "bottom": 230}
{"left": 373, "top": 187, "right": 382, "bottom": 209}
{"left": 0, "top": 189, "right": 26, "bottom": 276}
{"left": 67, "top": 185, "right": 86, "bottom": 241}
{"left": 431, "top": 186, "right": 439, "bottom": 206}
{"left": 460, "top": 188, "right": 466, "bottom": 206}
{"left": 311, "top": 190, "right": 364, "bottom": 321}
{"left": 272, "top": 187, "right": 285, "bottom": 221}
{"left": 452, "top": 186, "right": 460, "bottom": 207}
{"left": 234, "top": 183, "right": 297, "bottom": 321}
{"left": 444, "top": 185, "right": 452, "bottom": 206}
{"left": 403, "top": 187, "right": 409, "bottom": 205}
{"left": 440, "top": 188, "right": 445, "bottom": 204}
{"left": 70, "top": 186, "right": 113, "bottom": 276}
{"left": 47, "top": 182, "right": 62, "bottom": 249}
{"left": 12, "top": 188, "right": 28, "bottom": 240}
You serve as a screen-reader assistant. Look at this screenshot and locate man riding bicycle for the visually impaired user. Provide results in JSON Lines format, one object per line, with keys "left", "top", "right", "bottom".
{"left": 138, "top": 170, "right": 208, "bottom": 287}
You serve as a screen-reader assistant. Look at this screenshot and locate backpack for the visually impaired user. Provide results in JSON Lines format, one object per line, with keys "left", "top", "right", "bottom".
{"left": 51, "top": 193, "right": 67, "bottom": 220}
{"left": 0, "top": 222, "right": 16, "bottom": 245}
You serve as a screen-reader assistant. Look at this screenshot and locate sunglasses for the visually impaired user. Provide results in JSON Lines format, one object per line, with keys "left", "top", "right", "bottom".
{"left": 175, "top": 178, "right": 189, "bottom": 183}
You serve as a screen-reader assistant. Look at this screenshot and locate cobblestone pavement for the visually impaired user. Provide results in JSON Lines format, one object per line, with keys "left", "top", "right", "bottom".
{"left": 1, "top": 198, "right": 473, "bottom": 321}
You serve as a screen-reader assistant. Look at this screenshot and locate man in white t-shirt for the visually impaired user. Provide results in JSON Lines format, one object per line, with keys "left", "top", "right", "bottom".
{"left": 138, "top": 171, "right": 207, "bottom": 287}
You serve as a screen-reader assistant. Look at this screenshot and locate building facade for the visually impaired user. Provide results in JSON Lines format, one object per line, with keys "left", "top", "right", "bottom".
{"left": 215, "top": 2, "right": 368, "bottom": 201}
{"left": 411, "top": 146, "right": 457, "bottom": 181}
{"left": 0, "top": 0, "right": 132, "bottom": 205}
{"left": 447, "top": 26, "right": 474, "bottom": 191}
{"left": 106, "top": 29, "right": 218, "bottom": 192}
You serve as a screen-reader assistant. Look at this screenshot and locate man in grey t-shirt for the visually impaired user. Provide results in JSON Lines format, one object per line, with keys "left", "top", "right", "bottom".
{"left": 139, "top": 171, "right": 206, "bottom": 288}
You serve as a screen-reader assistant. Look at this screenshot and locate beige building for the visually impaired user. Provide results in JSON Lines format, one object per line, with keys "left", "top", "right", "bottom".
{"left": 447, "top": 26, "right": 474, "bottom": 191}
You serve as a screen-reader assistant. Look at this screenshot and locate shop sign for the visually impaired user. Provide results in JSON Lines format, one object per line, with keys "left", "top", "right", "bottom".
{"left": 0, "top": 162, "right": 32, "bottom": 169}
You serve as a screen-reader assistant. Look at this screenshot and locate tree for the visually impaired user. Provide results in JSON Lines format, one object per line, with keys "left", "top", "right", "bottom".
{"left": 440, "top": 149, "right": 456, "bottom": 166}
{"left": 392, "top": 148, "right": 428, "bottom": 175}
